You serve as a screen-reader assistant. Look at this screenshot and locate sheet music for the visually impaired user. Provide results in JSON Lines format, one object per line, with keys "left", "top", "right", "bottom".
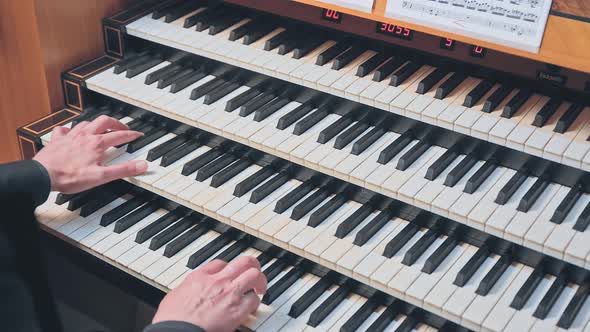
{"left": 385, "top": 0, "right": 553, "bottom": 53}
{"left": 314, "top": 0, "right": 375, "bottom": 13}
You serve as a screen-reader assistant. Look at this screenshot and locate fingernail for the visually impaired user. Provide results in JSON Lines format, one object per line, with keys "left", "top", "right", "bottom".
{"left": 135, "top": 160, "right": 148, "bottom": 174}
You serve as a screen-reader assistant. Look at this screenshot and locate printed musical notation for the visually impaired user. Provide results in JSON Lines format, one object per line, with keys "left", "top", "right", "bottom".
{"left": 313, "top": 0, "right": 375, "bottom": 13}
{"left": 385, "top": 0, "right": 553, "bottom": 52}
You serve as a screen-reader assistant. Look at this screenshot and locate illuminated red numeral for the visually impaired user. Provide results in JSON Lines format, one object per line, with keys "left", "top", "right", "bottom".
{"left": 395, "top": 26, "right": 403, "bottom": 34}
{"left": 325, "top": 9, "right": 340, "bottom": 19}
{"left": 445, "top": 38, "right": 454, "bottom": 47}
{"left": 380, "top": 23, "right": 388, "bottom": 31}
{"left": 473, "top": 45, "right": 484, "bottom": 54}
{"left": 387, "top": 24, "right": 395, "bottom": 32}
{"left": 404, "top": 28, "right": 411, "bottom": 36}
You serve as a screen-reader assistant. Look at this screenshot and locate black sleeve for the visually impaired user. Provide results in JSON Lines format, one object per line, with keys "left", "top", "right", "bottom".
{"left": 0, "top": 160, "right": 51, "bottom": 207}
{"left": 143, "top": 321, "right": 206, "bottom": 332}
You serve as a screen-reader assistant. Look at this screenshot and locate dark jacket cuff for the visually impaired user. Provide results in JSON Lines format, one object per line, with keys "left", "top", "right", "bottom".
{"left": 0, "top": 160, "right": 51, "bottom": 207}
{"left": 143, "top": 321, "right": 206, "bottom": 332}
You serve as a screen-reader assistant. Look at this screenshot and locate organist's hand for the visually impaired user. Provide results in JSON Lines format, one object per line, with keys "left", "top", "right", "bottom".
{"left": 34, "top": 115, "right": 148, "bottom": 194}
{"left": 152, "top": 256, "right": 267, "bottom": 332}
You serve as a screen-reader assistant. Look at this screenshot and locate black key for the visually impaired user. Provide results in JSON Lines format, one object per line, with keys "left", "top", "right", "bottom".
{"left": 395, "top": 315, "right": 418, "bottom": 332}
{"left": 308, "top": 193, "right": 347, "bottom": 227}
{"left": 210, "top": 159, "right": 251, "bottom": 188}
{"left": 170, "top": 70, "right": 208, "bottom": 93}
{"left": 444, "top": 154, "right": 477, "bottom": 187}
{"left": 289, "top": 275, "right": 333, "bottom": 318}
{"left": 225, "top": 88, "right": 261, "bottom": 112}
{"left": 463, "top": 80, "right": 494, "bottom": 107}
{"left": 317, "top": 115, "right": 354, "bottom": 144}
{"left": 495, "top": 170, "right": 528, "bottom": 205}
{"left": 366, "top": 302, "right": 400, "bottom": 331}
{"left": 308, "top": 285, "right": 350, "bottom": 327}
{"left": 145, "top": 63, "right": 181, "bottom": 85}
{"left": 234, "top": 166, "right": 275, "bottom": 197}
{"left": 181, "top": 147, "right": 223, "bottom": 175}
{"left": 416, "top": 68, "right": 448, "bottom": 94}
{"left": 390, "top": 61, "right": 421, "bottom": 87}
{"left": 316, "top": 41, "right": 350, "bottom": 66}
{"left": 264, "top": 30, "right": 291, "bottom": 51}
{"left": 101, "top": 196, "right": 145, "bottom": 226}
{"left": 517, "top": 177, "right": 549, "bottom": 212}
{"left": 335, "top": 121, "right": 370, "bottom": 150}
{"left": 262, "top": 267, "right": 305, "bottom": 305}
{"left": 255, "top": 249, "right": 274, "bottom": 267}
{"left": 534, "top": 274, "right": 568, "bottom": 319}
{"left": 158, "top": 68, "right": 195, "bottom": 89}
{"left": 254, "top": 97, "right": 290, "bottom": 122}
{"left": 425, "top": 148, "right": 459, "bottom": 181}
{"left": 555, "top": 103, "right": 584, "bottom": 133}
{"left": 160, "top": 139, "right": 202, "bottom": 167}
{"left": 80, "top": 192, "right": 119, "bottom": 217}
{"left": 190, "top": 77, "right": 226, "bottom": 100}
{"left": 250, "top": 173, "right": 289, "bottom": 204}
{"left": 113, "top": 52, "right": 150, "bottom": 74}
{"left": 423, "top": 236, "right": 458, "bottom": 274}
{"left": 229, "top": 20, "right": 260, "bottom": 41}
{"left": 533, "top": 98, "right": 562, "bottom": 127}
{"left": 332, "top": 45, "right": 365, "bottom": 70}
{"left": 243, "top": 23, "right": 277, "bottom": 45}
{"left": 357, "top": 53, "right": 390, "bottom": 77}
{"left": 383, "top": 223, "right": 419, "bottom": 258}
{"left": 352, "top": 126, "right": 387, "bottom": 155}
{"left": 335, "top": 204, "right": 374, "bottom": 238}
{"left": 208, "top": 14, "right": 243, "bottom": 35}
{"left": 464, "top": 159, "right": 497, "bottom": 194}
{"left": 402, "top": 229, "right": 438, "bottom": 266}
{"left": 67, "top": 190, "right": 95, "bottom": 211}
{"left": 373, "top": 57, "right": 404, "bottom": 82}
{"left": 291, "top": 187, "right": 330, "bottom": 221}
{"left": 164, "top": 222, "right": 210, "bottom": 257}
{"left": 213, "top": 237, "right": 251, "bottom": 262}
{"left": 274, "top": 179, "right": 315, "bottom": 214}
{"left": 277, "top": 36, "right": 299, "bottom": 55}
{"left": 186, "top": 229, "right": 238, "bottom": 269}
{"left": 502, "top": 89, "right": 532, "bottom": 118}
{"left": 152, "top": 1, "right": 177, "bottom": 19}
{"left": 277, "top": 103, "right": 315, "bottom": 130}
{"left": 476, "top": 256, "right": 511, "bottom": 295}
{"left": 340, "top": 294, "right": 381, "bottom": 332}
{"left": 293, "top": 109, "right": 329, "bottom": 135}
{"left": 511, "top": 266, "right": 544, "bottom": 309}
{"left": 574, "top": 201, "right": 590, "bottom": 232}
{"left": 378, "top": 131, "right": 413, "bottom": 164}
{"left": 55, "top": 193, "right": 76, "bottom": 205}
{"left": 396, "top": 141, "right": 430, "bottom": 171}
{"left": 262, "top": 258, "right": 289, "bottom": 283}
{"left": 135, "top": 209, "right": 185, "bottom": 244}
{"left": 239, "top": 92, "right": 276, "bottom": 117}
{"left": 557, "top": 283, "right": 590, "bottom": 329}
{"left": 147, "top": 134, "right": 189, "bottom": 162}
{"left": 196, "top": 154, "right": 238, "bottom": 182}
{"left": 183, "top": 7, "right": 214, "bottom": 28}
{"left": 204, "top": 82, "right": 241, "bottom": 105}
{"left": 292, "top": 37, "right": 325, "bottom": 59}
{"left": 114, "top": 200, "right": 159, "bottom": 233}
{"left": 482, "top": 85, "right": 512, "bottom": 113}
{"left": 150, "top": 216, "right": 194, "bottom": 250}
{"left": 435, "top": 73, "right": 467, "bottom": 99}
{"left": 126, "top": 57, "right": 164, "bottom": 78}
{"left": 164, "top": 1, "right": 202, "bottom": 23}
{"left": 551, "top": 185, "right": 582, "bottom": 224}
{"left": 127, "top": 127, "right": 167, "bottom": 153}
{"left": 454, "top": 246, "right": 489, "bottom": 286}
{"left": 354, "top": 209, "right": 396, "bottom": 246}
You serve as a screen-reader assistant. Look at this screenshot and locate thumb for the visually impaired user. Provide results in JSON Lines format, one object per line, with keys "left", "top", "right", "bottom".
{"left": 101, "top": 160, "right": 148, "bottom": 183}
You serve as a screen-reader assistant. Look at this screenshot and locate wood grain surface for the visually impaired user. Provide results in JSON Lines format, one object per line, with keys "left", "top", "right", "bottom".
{"left": 552, "top": 0, "right": 590, "bottom": 19}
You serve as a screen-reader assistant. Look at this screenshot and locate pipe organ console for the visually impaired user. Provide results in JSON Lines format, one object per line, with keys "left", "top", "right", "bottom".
{"left": 17, "top": 0, "right": 590, "bottom": 330}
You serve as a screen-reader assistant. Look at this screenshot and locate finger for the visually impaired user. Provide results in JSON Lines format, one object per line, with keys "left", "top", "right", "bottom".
{"left": 84, "top": 115, "right": 129, "bottom": 135}
{"left": 196, "top": 259, "right": 228, "bottom": 275}
{"left": 218, "top": 256, "right": 261, "bottom": 281}
{"left": 93, "top": 160, "right": 148, "bottom": 186}
{"left": 98, "top": 130, "right": 143, "bottom": 149}
{"left": 68, "top": 121, "right": 90, "bottom": 136}
{"left": 238, "top": 290, "right": 262, "bottom": 316}
{"left": 231, "top": 267, "right": 267, "bottom": 295}
{"left": 51, "top": 126, "right": 70, "bottom": 140}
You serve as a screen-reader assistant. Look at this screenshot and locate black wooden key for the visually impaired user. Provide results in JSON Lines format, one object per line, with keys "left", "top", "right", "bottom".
{"left": 416, "top": 67, "right": 448, "bottom": 94}
{"left": 396, "top": 141, "right": 430, "bottom": 171}
{"left": 229, "top": 20, "right": 260, "bottom": 41}
{"left": 555, "top": 103, "right": 584, "bottom": 133}
{"left": 551, "top": 185, "right": 582, "bottom": 224}
{"left": 316, "top": 41, "right": 351, "bottom": 66}
{"left": 277, "top": 103, "right": 315, "bottom": 130}
{"left": 145, "top": 63, "right": 181, "bottom": 85}
{"left": 210, "top": 159, "right": 251, "bottom": 188}
{"left": 352, "top": 125, "right": 386, "bottom": 155}
{"left": 126, "top": 57, "right": 164, "bottom": 78}
{"left": 317, "top": 114, "right": 354, "bottom": 144}
{"left": 190, "top": 77, "right": 226, "bottom": 100}
{"left": 170, "top": 70, "right": 207, "bottom": 93}
{"left": 354, "top": 208, "right": 396, "bottom": 246}
{"left": 308, "top": 193, "right": 347, "bottom": 227}
{"left": 250, "top": 173, "right": 289, "bottom": 204}
{"left": 164, "top": 222, "right": 210, "bottom": 258}
{"left": 135, "top": 209, "right": 185, "bottom": 244}
{"left": 255, "top": 248, "right": 274, "bottom": 267}
{"left": 157, "top": 68, "right": 195, "bottom": 89}
{"left": 253, "top": 97, "right": 290, "bottom": 122}
{"left": 147, "top": 134, "right": 189, "bottom": 162}
{"left": 239, "top": 92, "right": 276, "bottom": 117}
{"left": 291, "top": 188, "right": 330, "bottom": 221}
{"left": 204, "top": 82, "right": 241, "bottom": 105}
{"left": 183, "top": 7, "right": 215, "bottom": 28}
{"left": 464, "top": 159, "right": 497, "bottom": 194}
{"left": 264, "top": 30, "right": 291, "bottom": 51}
{"left": 196, "top": 154, "right": 238, "bottom": 182}
{"left": 378, "top": 131, "right": 413, "bottom": 164}
{"left": 274, "top": 179, "right": 315, "bottom": 214}
{"left": 335, "top": 204, "right": 374, "bottom": 238}
{"left": 234, "top": 166, "right": 275, "bottom": 197}
{"left": 243, "top": 22, "right": 276, "bottom": 45}
{"left": 454, "top": 246, "right": 489, "bottom": 286}
{"left": 213, "top": 236, "right": 252, "bottom": 262}
{"left": 160, "top": 139, "right": 203, "bottom": 168}
{"left": 334, "top": 121, "right": 369, "bottom": 150}
{"left": 396, "top": 315, "right": 418, "bottom": 332}
{"left": 444, "top": 154, "right": 477, "bottom": 187}
{"left": 402, "top": 229, "right": 438, "bottom": 266}
{"left": 208, "top": 13, "right": 243, "bottom": 35}
{"left": 293, "top": 109, "right": 329, "bottom": 135}
{"left": 277, "top": 37, "right": 299, "bottom": 55}
{"left": 517, "top": 177, "right": 549, "bottom": 212}
{"left": 476, "top": 256, "right": 511, "bottom": 296}
{"left": 557, "top": 283, "right": 590, "bottom": 329}
{"left": 357, "top": 53, "right": 389, "bottom": 77}
{"left": 262, "top": 267, "right": 305, "bottom": 305}
{"left": 114, "top": 200, "right": 159, "bottom": 233}
{"left": 482, "top": 85, "right": 512, "bottom": 113}
{"left": 533, "top": 97, "right": 562, "bottom": 127}
{"left": 101, "top": 196, "right": 145, "bottom": 226}
{"left": 113, "top": 52, "right": 150, "bottom": 74}
{"left": 340, "top": 294, "right": 381, "bottom": 332}
{"left": 463, "top": 80, "right": 494, "bottom": 107}
{"left": 289, "top": 275, "right": 333, "bottom": 318}
{"left": 262, "top": 258, "right": 289, "bottom": 283}
{"left": 152, "top": 1, "right": 178, "bottom": 19}
{"left": 225, "top": 88, "right": 261, "bottom": 112}
{"left": 332, "top": 45, "right": 365, "bottom": 70}
{"left": 164, "top": 1, "right": 202, "bottom": 23}
{"left": 423, "top": 236, "right": 458, "bottom": 274}
{"left": 574, "top": 201, "right": 590, "bottom": 232}
{"left": 67, "top": 190, "right": 95, "bottom": 211}
{"left": 307, "top": 285, "right": 350, "bottom": 327}
{"left": 366, "top": 302, "right": 400, "bottom": 331}
{"left": 510, "top": 266, "right": 544, "bottom": 309}
{"left": 80, "top": 192, "right": 119, "bottom": 217}
{"left": 390, "top": 61, "right": 421, "bottom": 87}
{"left": 150, "top": 217, "right": 194, "bottom": 250}
{"left": 435, "top": 73, "right": 467, "bottom": 99}
{"left": 186, "top": 229, "right": 238, "bottom": 269}
{"left": 383, "top": 223, "right": 419, "bottom": 258}
{"left": 292, "top": 36, "right": 325, "bottom": 59}
{"left": 533, "top": 274, "right": 568, "bottom": 319}
{"left": 373, "top": 57, "right": 404, "bottom": 82}
{"left": 495, "top": 170, "right": 528, "bottom": 205}
{"left": 502, "top": 89, "right": 532, "bottom": 118}
{"left": 127, "top": 127, "right": 167, "bottom": 153}
{"left": 181, "top": 148, "right": 223, "bottom": 176}
{"left": 425, "top": 148, "right": 459, "bottom": 181}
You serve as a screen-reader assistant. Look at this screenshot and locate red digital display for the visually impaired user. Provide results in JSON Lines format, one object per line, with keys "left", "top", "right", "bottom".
{"left": 440, "top": 38, "right": 455, "bottom": 50}
{"left": 322, "top": 9, "right": 343, "bottom": 23}
{"left": 375, "top": 22, "right": 413, "bottom": 40}
{"left": 470, "top": 45, "right": 487, "bottom": 58}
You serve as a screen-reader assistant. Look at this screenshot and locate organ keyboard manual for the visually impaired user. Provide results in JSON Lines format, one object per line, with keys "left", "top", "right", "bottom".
{"left": 17, "top": 0, "right": 590, "bottom": 331}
